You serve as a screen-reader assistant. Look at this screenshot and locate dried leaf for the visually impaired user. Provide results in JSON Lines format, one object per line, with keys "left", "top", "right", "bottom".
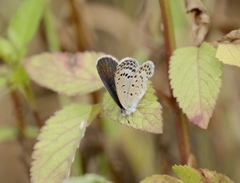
{"left": 218, "top": 29, "right": 240, "bottom": 43}
{"left": 185, "top": 0, "right": 210, "bottom": 46}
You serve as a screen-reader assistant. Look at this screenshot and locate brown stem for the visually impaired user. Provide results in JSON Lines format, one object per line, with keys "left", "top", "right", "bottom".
{"left": 24, "top": 84, "right": 43, "bottom": 128}
{"left": 69, "top": 0, "right": 90, "bottom": 51}
{"left": 11, "top": 90, "right": 25, "bottom": 137}
{"left": 174, "top": 107, "right": 190, "bottom": 164}
{"left": 159, "top": 0, "right": 191, "bottom": 164}
{"left": 155, "top": 88, "right": 174, "bottom": 107}
{"left": 33, "top": 110, "right": 43, "bottom": 128}
{"left": 159, "top": 0, "right": 176, "bottom": 63}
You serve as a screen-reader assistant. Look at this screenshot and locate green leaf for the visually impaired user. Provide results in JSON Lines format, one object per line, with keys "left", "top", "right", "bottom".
{"left": 23, "top": 52, "right": 105, "bottom": 96}
{"left": 7, "top": 0, "right": 44, "bottom": 51}
{"left": 10, "top": 65, "right": 30, "bottom": 91}
{"left": 140, "top": 175, "right": 183, "bottom": 183}
{"left": 0, "top": 37, "right": 17, "bottom": 62}
{"left": 173, "top": 165, "right": 234, "bottom": 183}
{"left": 169, "top": 42, "right": 222, "bottom": 129}
{"left": 87, "top": 104, "right": 102, "bottom": 124}
{"left": 0, "top": 78, "right": 7, "bottom": 89}
{"left": 25, "top": 126, "right": 39, "bottom": 138}
{"left": 0, "top": 65, "right": 10, "bottom": 93}
{"left": 0, "top": 127, "right": 17, "bottom": 142}
{"left": 0, "top": 126, "right": 39, "bottom": 143}
{"left": 43, "top": 5, "right": 60, "bottom": 51}
{"left": 216, "top": 44, "right": 240, "bottom": 67}
{"left": 63, "top": 174, "right": 111, "bottom": 183}
{"left": 173, "top": 165, "right": 202, "bottom": 182}
{"left": 103, "top": 83, "right": 163, "bottom": 134}
{"left": 30, "top": 104, "right": 92, "bottom": 183}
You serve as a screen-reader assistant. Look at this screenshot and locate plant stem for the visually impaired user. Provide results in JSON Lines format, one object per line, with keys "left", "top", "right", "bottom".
{"left": 159, "top": 0, "right": 191, "bottom": 165}
{"left": 32, "top": 110, "right": 42, "bottom": 128}
{"left": 24, "top": 84, "right": 43, "bottom": 128}
{"left": 159, "top": 0, "right": 176, "bottom": 67}
{"left": 69, "top": 0, "right": 90, "bottom": 51}
{"left": 174, "top": 108, "right": 191, "bottom": 164}
{"left": 11, "top": 90, "right": 25, "bottom": 137}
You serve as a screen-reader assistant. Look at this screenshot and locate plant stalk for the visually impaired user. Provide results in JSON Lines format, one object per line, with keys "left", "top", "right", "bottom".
{"left": 159, "top": 0, "right": 191, "bottom": 165}
{"left": 69, "top": 0, "right": 90, "bottom": 51}
{"left": 24, "top": 83, "right": 43, "bottom": 128}
{"left": 11, "top": 90, "right": 25, "bottom": 137}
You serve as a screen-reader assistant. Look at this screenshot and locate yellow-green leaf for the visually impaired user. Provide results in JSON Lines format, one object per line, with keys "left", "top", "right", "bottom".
{"left": 169, "top": 42, "right": 222, "bottom": 129}
{"left": 30, "top": 104, "right": 92, "bottom": 183}
{"left": 0, "top": 127, "right": 17, "bottom": 142}
{"left": 140, "top": 175, "right": 183, "bottom": 183}
{"left": 173, "top": 165, "right": 234, "bottom": 183}
{"left": 0, "top": 77, "right": 8, "bottom": 89}
{"left": 43, "top": 5, "right": 60, "bottom": 52}
{"left": 7, "top": 0, "right": 44, "bottom": 51}
{"left": 63, "top": 174, "right": 111, "bottom": 183}
{"left": 10, "top": 65, "right": 30, "bottom": 91}
{"left": 87, "top": 104, "right": 102, "bottom": 124}
{"left": 103, "top": 83, "right": 163, "bottom": 134}
{"left": 0, "top": 37, "right": 17, "bottom": 62}
{"left": 216, "top": 44, "right": 240, "bottom": 67}
{"left": 23, "top": 52, "right": 104, "bottom": 96}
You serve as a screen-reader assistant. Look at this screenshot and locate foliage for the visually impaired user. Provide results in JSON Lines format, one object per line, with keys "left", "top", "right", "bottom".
{"left": 173, "top": 165, "right": 234, "bottom": 183}
{"left": 23, "top": 52, "right": 105, "bottom": 96}
{"left": 103, "top": 82, "right": 162, "bottom": 133}
{"left": 0, "top": 0, "right": 238, "bottom": 183}
{"left": 169, "top": 42, "right": 222, "bottom": 128}
{"left": 63, "top": 174, "right": 111, "bottom": 183}
{"left": 31, "top": 104, "right": 92, "bottom": 183}
{"left": 141, "top": 165, "right": 234, "bottom": 183}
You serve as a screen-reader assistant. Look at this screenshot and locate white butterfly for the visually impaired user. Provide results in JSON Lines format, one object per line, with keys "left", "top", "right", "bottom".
{"left": 97, "top": 55, "right": 154, "bottom": 116}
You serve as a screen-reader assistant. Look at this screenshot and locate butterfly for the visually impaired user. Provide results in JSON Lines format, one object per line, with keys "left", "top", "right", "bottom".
{"left": 96, "top": 55, "right": 155, "bottom": 116}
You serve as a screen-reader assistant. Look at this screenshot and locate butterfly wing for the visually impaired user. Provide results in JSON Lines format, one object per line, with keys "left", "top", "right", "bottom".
{"left": 115, "top": 58, "right": 154, "bottom": 114}
{"left": 114, "top": 58, "right": 139, "bottom": 111}
{"left": 127, "top": 61, "right": 155, "bottom": 107}
{"left": 96, "top": 56, "right": 123, "bottom": 109}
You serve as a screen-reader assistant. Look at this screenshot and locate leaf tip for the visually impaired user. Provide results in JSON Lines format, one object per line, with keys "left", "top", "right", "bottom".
{"left": 190, "top": 114, "right": 209, "bottom": 129}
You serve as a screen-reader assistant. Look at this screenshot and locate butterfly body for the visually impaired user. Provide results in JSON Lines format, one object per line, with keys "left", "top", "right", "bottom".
{"left": 97, "top": 55, "right": 154, "bottom": 116}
